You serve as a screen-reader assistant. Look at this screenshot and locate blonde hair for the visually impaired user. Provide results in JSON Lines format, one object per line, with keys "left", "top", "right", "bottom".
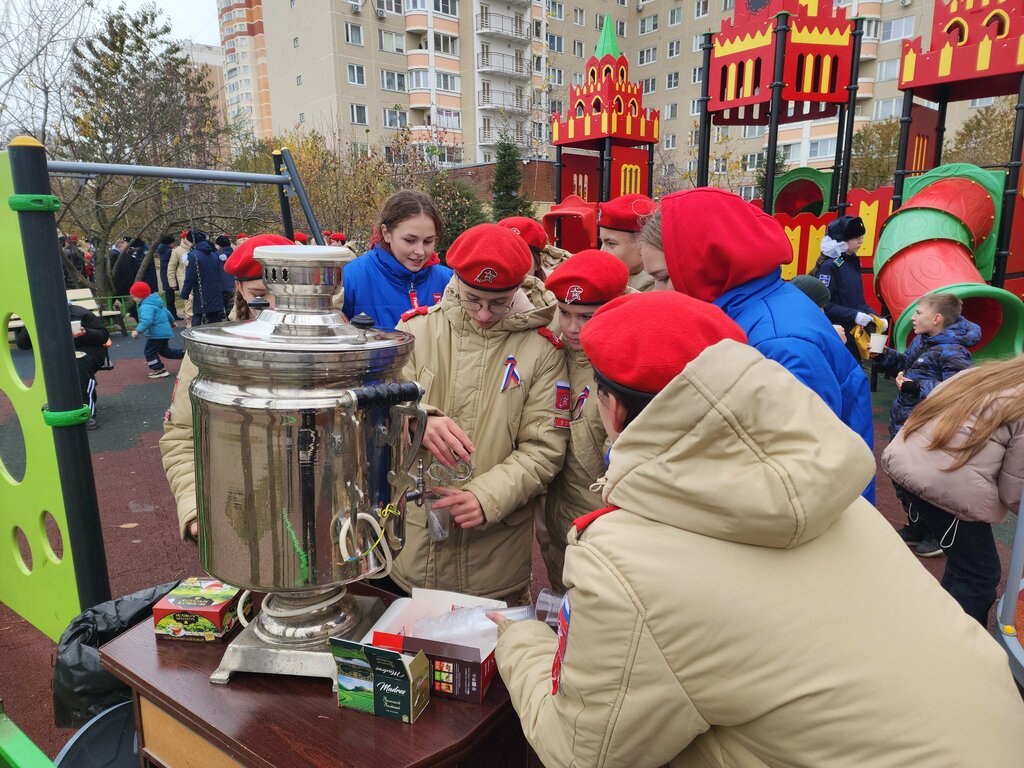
{"left": 917, "top": 293, "right": 962, "bottom": 329}
{"left": 902, "top": 355, "right": 1024, "bottom": 470}
{"left": 638, "top": 208, "right": 663, "bottom": 252}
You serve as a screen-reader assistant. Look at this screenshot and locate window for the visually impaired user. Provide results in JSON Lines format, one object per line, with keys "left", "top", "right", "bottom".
{"left": 572, "top": 72, "right": 585, "bottom": 86}
{"left": 615, "top": 19, "right": 626, "bottom": 36}
{"left": 714, "top": 125, "right": 729, "bottom": 141}
{"left": 691, "top": 66, "right": 702, "bottom": 84}
{"left": 436, "top": 71, "right": 460, "bottom": 91}
{"left": 292, "top": 36, "right": 299, "bottom": 47}
{"left": 669, "top": 6, "right": 682, "bottom": 25}
{"left": 434, "top": 0, "right": 457, "bottom": 15}
{"left": 723, "top": 0, "right": 734, "bottom": 8}
{"left": 594, "top": 13, "right": 604, "bottom": 30}
{"left": 547, "top": 0, "right": 564, "bottom": 20}
{"left": 666, "top": 72, "right": 679, "bottom": 89}
{"left": 548, "top": 34, "right": 564, "bottom": 53}
{"left": 573, "top": 40, "right": 585, "bottom": 57}
{"left": 877, "top": 58, "right": 899, "bottom": 82}
{"left": 436, "top": 108, "right": 461, "bottom": 129}
{"left": 290, "top": 0, "right": 295, "bottom": 6}
{"left": 347, "top": 63, "right": 365, "bottom": 85}
{"left": 550, "top": 99, "right": 563, "bottom": 115}
{"left": 642, "top": 77, "right": 656, "bottom": 94}
{"left": 383, "top": 108, "right": 408, "bottom": 128}
{"left": 739, "top": 185, "right": 756, "bottom": 201}
{"left": 381, "top": 69, "right": 407, "bottom": 91}
{"left": 665, "top": 102, "right": 678, "bottom": 119}
{"left": 409, "top": 69, "right": 429, "bottom": 89}
{"left": 712, "top": 157, "right": 727, "bottom": 174}
{"left": 377, "top": 0, "right": 402, "bottom": 12}
{"left": 695, "top": 0, "right": 708, "bottom": 18}
{"left": 779, "top": 143, "right": 798, "bottom": 162}
{"left": 668, "top": 40, "right": 681, "bottom": 58}
{"left": 862, "top": 19, "right": 880, "bottom": 40}
{"left": 881, "top": 17, "right": 913, "bottom": 42}
{"left": 351, "top": 104, "right": 368, "bottom": 124}
{"left": 693, "top": 34, "right": 703, "bottom": 52}
{"left": 573, "top": 7, "right": 585, "bottom": 24}
{"left": 298, "top": 112, "right": 305, "bottom": 123}
{"left": 379, "top": 30, "right": 405, "bottom": 53}
{"left": 639, "top": 14, "right": 658, "bottom": 35}
{"left": 971, "top": 97, "right": 994, "bottom": 108}
{"left": 548, "top": 67, "right": 564, "bottom": 86}
{"left": 406, "top": 0, "right": 426, "bottom": 8}
{"left": 873, "top": 97, "right": 901, "bottom": 119}
{"left": 686, "top": 159, "right": 698, "bottom": 172}
{"left": 533, "top": 54, "right": 543, "bottom": 71}
{"left": 808, "top": 137, "right": 836, "bottom": 159}
{"left": 345, "top": 22, "right": 363, "bottom": 45}
{"left": 638, "top": 47, "right": 657, "bottom": 65}
{"left": 296, "top": 74, "right": 303, "bottom": 85}
{"left": 434, "top": 33, "right": 459, "bottom": 55}
{"left": 663, "top": 133, "right": 677, "bottom": 150}
{"left": 688, "top": 128, "right": 699, "bottom": 144}
{"left": 742, "top": 124, "right": 767, "bottom": 138}
{"left": 534, "top": 20, "right": 543, "bottom": 38}
{"left": 690, "top": 98, "right": 701, "bottom": 115}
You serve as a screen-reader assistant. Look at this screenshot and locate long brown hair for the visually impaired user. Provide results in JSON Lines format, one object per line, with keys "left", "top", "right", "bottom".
{"left": 902, "top": 355, "right": 1024, "bottom": 469}
{"left": 374, "top": 190, "right": 443, "bottom": 249}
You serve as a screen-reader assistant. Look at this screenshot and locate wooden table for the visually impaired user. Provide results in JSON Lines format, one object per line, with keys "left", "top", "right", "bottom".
{"left": 99, "top": 586, "right": 530, "bottom": 768}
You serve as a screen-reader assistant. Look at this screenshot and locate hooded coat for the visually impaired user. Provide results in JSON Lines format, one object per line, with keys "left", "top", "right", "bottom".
{"left": 180, "top": 240, "right": 225, "bottom": 315}
{"left": 134, "top": 293, "right": 174, "bottom": 339}
{"left": 392, "top": 276, "right": 569, "bottom": 599}
{"left": 342, "top": 243, "right": 453, "bottom": 330}
{"left": 660, "top": 188, "right": 874, "bottom": 500}
{"left": 495, "top": 340, "right": 1024, "bottom": 767}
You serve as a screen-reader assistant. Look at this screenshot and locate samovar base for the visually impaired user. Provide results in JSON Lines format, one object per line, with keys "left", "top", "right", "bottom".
{"left": 210, "top": 593, "right": 386, "bottom": 690}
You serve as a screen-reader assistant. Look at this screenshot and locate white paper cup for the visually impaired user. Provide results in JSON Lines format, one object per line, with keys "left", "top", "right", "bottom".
{"left": 869, "top": 333, "right": 887, "bottom": 354}
{"left": 70, "top": 320, "right": 82, "bottom": 335}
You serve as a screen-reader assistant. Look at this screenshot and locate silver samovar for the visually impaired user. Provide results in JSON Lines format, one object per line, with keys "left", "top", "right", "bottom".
{"left": 182, "top": 245, "right": 427, "bottom": 688}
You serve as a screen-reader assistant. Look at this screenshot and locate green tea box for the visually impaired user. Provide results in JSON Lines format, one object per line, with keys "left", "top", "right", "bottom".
{"left": 152, "top": 577, "right": 248, "bottom": 642}
{"left": 329, "top": 637, "right": 429, "bottom": 723}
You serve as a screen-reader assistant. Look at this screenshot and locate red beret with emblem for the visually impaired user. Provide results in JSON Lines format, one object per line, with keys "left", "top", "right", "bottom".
{"left": 581, "top": 292, "right": 746, "bottom": 394}
{"left": 546, "top": 249, "right": 628, "bottom": 305}
{"left": 597, "top": 193, "right": 658, "bottom": 233}
{"left": 446, "top": 223, "right": 532, "bottom": 292}
{"left": 293, "top": 231, "right": 309, "bottom": 244}
{"left": 496, "top": 216, "right": 547, "bottom": 251}
{"left": 224, "top": 234, "right": 294, "bottom": 279}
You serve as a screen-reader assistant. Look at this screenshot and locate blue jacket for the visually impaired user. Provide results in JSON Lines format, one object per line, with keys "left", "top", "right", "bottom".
{"left": 135, "top": 293, "right": 175, "bottom": 339}
{"left": 714, "top": 270, "right": 876, "bottom": 501}
{"left": 815, "top": 254, "right": 875, "bottom": 330}
{"left": 342, "top": 244, "right": 453, "bottom": 330}
{"left": 181, "top": 241, "right": 226, "bottom": 314}
{"left": 157, "top": 243, "right": 172, "bottom": 290}
{"left": 217, "top": 246, "right": 235, "bottom": 292}
{"left": 876, "top": 316, "right": 980, "bottom": 436}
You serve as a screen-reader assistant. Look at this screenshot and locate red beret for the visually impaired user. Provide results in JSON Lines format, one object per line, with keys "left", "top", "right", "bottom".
{"left": 581, "top": 292, "right": 746, "bottom": 394}
{"left": 322, "top": 229, "right": 331, "bottom": 236}
{"left": 331, "top": 232, "right": 347, "bottom": 242}
{"left": 661, "top": 188, "right": 790, "bottom": 302}
{"left": 497, "top": 217, "right": 547, "bottom": 250}
{"left": 236, "top": 232, "right": 248, "bottom": 239}
{"left": 180, "top": 231, "right": 190, "bottom": 241}
{"left": 293, "top": 232, "right": 309, "bottom": 243}
{"left": 129, "top": 282, "right": 152, "bottom": 300}
{"left": 598, "top": 193, "right": 658, "bottom": 233}
{"left": 68, "top": 235, "right": 78, "bottom": 243}
{"left": 546, "top": 249, "right": 628, "bottom": 305}
{"left": 224, "top": 234, "right": 294, "bottom": 279}
{"left": 446, "top": 224, "right": 532, "bottom": 292}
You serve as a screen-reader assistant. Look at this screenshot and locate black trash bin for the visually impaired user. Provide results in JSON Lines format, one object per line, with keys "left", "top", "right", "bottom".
{"left": 54, "top": 701, "right": 136, "bottom": 768}
{"left": 52, "top": 582, "right": 177, "bottom": 730}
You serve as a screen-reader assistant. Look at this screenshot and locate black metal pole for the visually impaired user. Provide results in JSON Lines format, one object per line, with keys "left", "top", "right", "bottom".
{"left": 697, "top": 32, "right": 714, "bottom": 188}
{"left": 992, "top": 72, "right": 1024, "bottom": 288}
{"left": 647, "top": 142, "right": 655, "bottom": 197}
{"left": 600, "top": 137, "right": 613, "bottom": 201}
{"left": 272, "top": 151, "right": 295, "bottom": 240}
{"left": 892, "top": 88, "right": 915, "bottom": 210}
{"left": 8, "top": 137, "right": 111, "bottom": 609}
{"left": 933, "top": 94, "right": 948, "bottom": 167}
{"left": 828, "top": 105, "right": 846, "bottom": 212}
{"left": 837, "top": 18, "right": 863, "bottom": 213}
{"left": 763, "top": 12, "right": 790, "bottom": 214}
{"left": 554, "top": 145, "right": 563, "bottom": 203}
{"left": 279, "top": 148, "right": 323, "bottom": 244}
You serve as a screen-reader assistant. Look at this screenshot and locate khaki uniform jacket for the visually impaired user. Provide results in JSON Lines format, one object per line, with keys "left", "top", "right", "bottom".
{"left": 496, "top": 340, "right": 1024, "bottom": 768}
{"left": 392, "top": 276, "right": 569, "bottom": 599}
{"left": 542, "top": 346, "right": 606, "bottom": 593}
{"left": 883, "top": 373, "right": 1024, "bottom": 524}
{"left": 161, "top": 352, "right": 200, "bottom": 539}
{"left": 168, "top": 244, "right": 189, "bottom": 290}
{"left": 627, "top": 269, "right": 654, "bottom": 293}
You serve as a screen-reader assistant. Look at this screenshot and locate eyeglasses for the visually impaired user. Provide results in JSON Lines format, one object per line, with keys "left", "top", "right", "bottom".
{"left": 456, "top": 296, "right": 516, "bottom": 316}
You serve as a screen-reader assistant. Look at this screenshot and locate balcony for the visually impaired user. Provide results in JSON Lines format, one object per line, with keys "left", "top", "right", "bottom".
{"left": 475, "top": 13, "right": 531, "bottom": 42}
{"left": 478, "top": 90, "right": 532, "bottom": 113}
{"left": 855, "top": 78, "right": 875, "bottom": 100}
{"left": 478, "top": 127, "right": 532, "bottom": 147}
{"left": 476, "top": 52, "right": 532, "bottom": 79}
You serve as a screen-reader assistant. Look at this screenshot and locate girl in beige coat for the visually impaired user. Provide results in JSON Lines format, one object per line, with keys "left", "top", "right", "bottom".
{"left": 883, "top": 355, "right": 1024, "bottom": 624}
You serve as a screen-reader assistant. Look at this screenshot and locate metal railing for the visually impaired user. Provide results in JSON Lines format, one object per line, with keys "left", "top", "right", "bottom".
{"left": 477, "top": 90, "right": 532, "bottom": 112}
{"left": 476, "top": 52, "right": 532, "bottom": 78}
{"left": 478, "top": 127, "right": 532, "bottom": 147}
{"left": 475, "top": 13, "right": 531, "bottom": 40}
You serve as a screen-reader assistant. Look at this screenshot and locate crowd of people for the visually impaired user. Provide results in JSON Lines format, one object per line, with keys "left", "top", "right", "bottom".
{"left": 141, "top": 189, "right": 1023, "bottom": 764}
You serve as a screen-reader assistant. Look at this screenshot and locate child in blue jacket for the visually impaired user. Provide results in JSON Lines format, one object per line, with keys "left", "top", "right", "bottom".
{"left": 130, "top": 281, "right": 184, "bottom": 378}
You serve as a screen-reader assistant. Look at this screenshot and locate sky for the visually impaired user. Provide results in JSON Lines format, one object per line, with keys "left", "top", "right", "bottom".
{"left": 107, "top": 0, "right": 222, "bottom": 47}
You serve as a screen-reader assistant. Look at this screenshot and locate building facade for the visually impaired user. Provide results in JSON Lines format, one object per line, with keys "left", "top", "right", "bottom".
{"left": 218, "top": 0, "right": 274, "bottom": 141}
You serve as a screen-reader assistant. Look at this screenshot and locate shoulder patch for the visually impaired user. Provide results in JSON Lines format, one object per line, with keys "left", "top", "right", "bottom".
{"left": 573, "top": 505, "right": 619, "bottom": 533}
{"left": 537, "top": 327, "right": 564, "bottom": 349}
{"left": 400, "top": 306, "right": 430, "bottom": 322}
{"left": 818, "top": 274, "right": 831, "bottom": 287}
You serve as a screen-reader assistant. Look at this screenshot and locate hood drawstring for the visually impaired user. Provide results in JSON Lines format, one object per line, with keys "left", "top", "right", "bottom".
{"left": 589, "top": 476, "right": 608, "bottom": 495}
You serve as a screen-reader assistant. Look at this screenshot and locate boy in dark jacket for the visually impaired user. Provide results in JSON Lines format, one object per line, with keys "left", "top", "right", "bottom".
{"left": 872, "top": 292, "right": 980, "bottom": 555}
{"left": 130, "top": 282, "right": 184, "bottom": 378}
{"left": 180, "top": 229, "right": 226, "bottom": 326}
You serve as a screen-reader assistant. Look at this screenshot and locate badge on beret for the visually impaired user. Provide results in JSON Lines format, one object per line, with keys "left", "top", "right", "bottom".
{"left": 565, "top": 285, "right": 584, "bottom": 304}
{"left": 501, "top": 355, "right": 521, "bottom": 392}
{"left": 554, "top": 380, "right": 571, "bottom": 428}
{"left": 819, "top": 274, "right": 831, "bottom": 287}
{"left": 551, "top": 593, "right": 571, "bottom": 695}
{"left": 476, "top": 267, "right": 499, "bottom": 284}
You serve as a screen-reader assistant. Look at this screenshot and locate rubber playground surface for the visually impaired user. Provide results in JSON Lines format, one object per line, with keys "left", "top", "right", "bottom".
{"left": 0, "top": 329, "right": 1016, "bottom": 758}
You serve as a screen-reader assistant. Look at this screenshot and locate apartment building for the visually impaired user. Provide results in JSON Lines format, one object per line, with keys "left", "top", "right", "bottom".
{"left": 218, "top": 0, "right": 274, "bottom": 141}
{"left": 253, "top": 0, "right": 986, "bottom": 192}
{"left": 183, "top": 42, "right": 229, "bottom": 131}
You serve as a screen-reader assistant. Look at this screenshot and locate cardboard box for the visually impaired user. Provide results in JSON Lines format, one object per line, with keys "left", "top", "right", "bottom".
{"left": 152, "top": 577, "right": 248, "bottom": 642}
{"left": 364, "top": 589, "right": 506, "bottom": 703}
{"left": 328, "top": 637, "right": 429, "bottom": 723}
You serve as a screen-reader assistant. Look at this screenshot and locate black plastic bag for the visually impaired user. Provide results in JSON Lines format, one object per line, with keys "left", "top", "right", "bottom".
{"left": 53, "top": 582, "right": 178, "bottom": 728}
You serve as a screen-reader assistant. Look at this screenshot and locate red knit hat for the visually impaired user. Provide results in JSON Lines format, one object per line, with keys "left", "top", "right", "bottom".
{"left": 497, "top": 217, "right": 547, "bottom": 251}
{"left": 224, "top": 234, "right": 294, "bottom": 279}
{"left": 293, "top": 231, "right": 309, "bottom": 244}
{"left": 446, "top": 223, "right": 533, "bottom": 292}
{"left": 581, "top": 292, "right": 746, "bottom": 394}
{"left": 598, "top": 193, "right": 658, "bottom": 233}
{"left": 661, "top": 188, "right": 790, "bottom": 303}
{"left": 331, "top": 232, "right": 347, "bottom": 242}
{"left": 546, "top": 249, "right": 629, "bottom": 305}
{"left": 68, "top": 235, "right": 78, "bottom": 244}
{"left": 129, "top": 282, "right": 152, "bottom": 300}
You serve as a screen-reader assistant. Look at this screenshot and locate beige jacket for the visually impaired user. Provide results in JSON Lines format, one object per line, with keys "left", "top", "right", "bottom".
{"left": 883, "top": 374, "right": 1024, "bottom": 523}
{"left": 496, "top": 340, "right": 1024, "bottom": 767}
{"left": 167, "top": 244, "right": 189, "bottom": 290}
{"left": 392, "top": 276, "right": 569, "bottom": 599}
{"left": 161, "top": 352, "right": 200, "bottom": 539}
{"left": 542, "top": 346, "right": 606, "bottom": 593}
{"left": 628, "top": 269, "right": 654, "bottom": 293}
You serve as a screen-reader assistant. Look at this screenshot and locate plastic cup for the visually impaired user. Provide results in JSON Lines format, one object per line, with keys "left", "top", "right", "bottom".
{"left": 869, "top": 333, "right": 887, "bottom": 354}
{"left": 534, "top": 588, "right": 565, "bottom": 629}
{"left": 423, "top": 490, "right": 449, "bottom": 542}
{"left": 70, "top": 319, "right": 82, "bottom": 335}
